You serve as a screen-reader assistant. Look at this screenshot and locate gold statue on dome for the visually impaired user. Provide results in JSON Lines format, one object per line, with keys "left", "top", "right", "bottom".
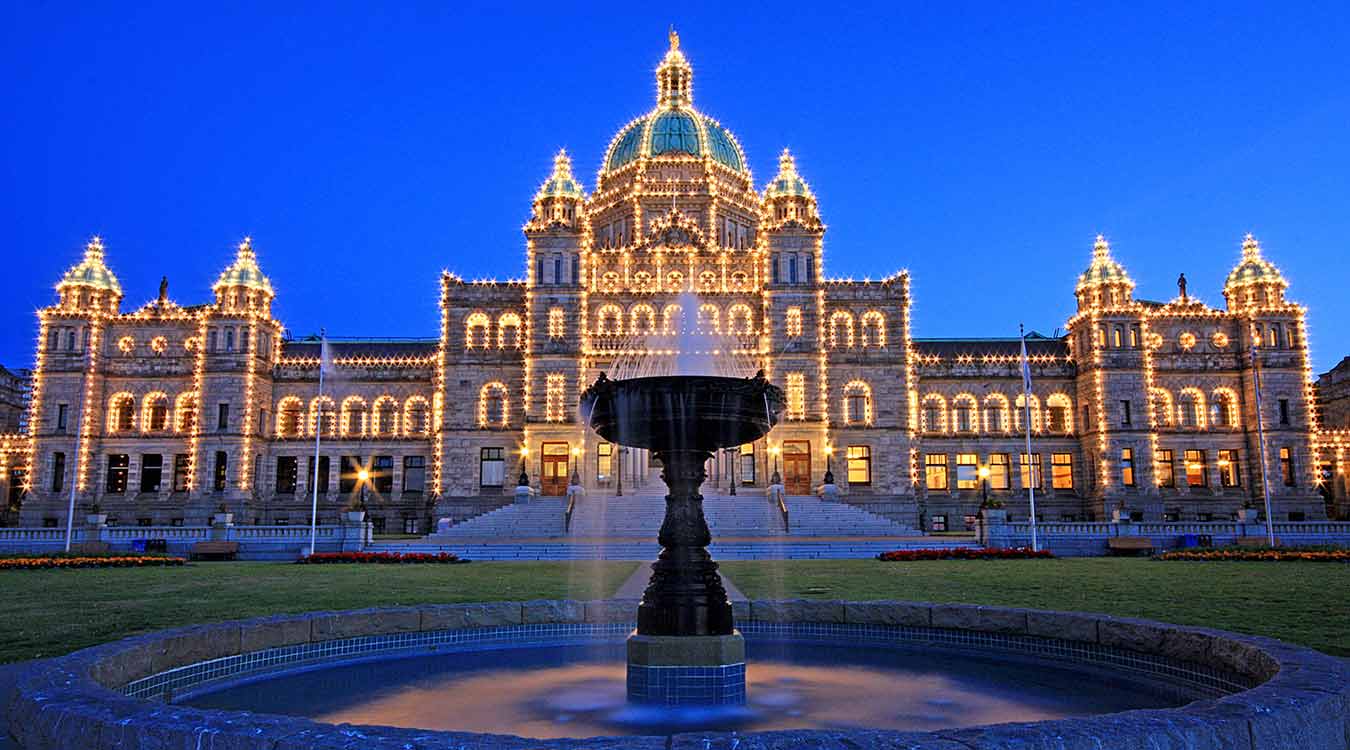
{"left": 669, "top": 26, "right": 679, "bottom": 50}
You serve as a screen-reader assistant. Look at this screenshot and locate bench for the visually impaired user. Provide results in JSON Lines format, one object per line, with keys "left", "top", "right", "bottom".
{"left": 1235, "top": 536, "right": 1279, "bottom": 548}
{"left": 1107, "top": 536, "right": 1155, "bottom": 556}
{"left": 189, "top": 541, "right": 239, "bottom": 561}
{"left": 68, "top": 541, "right": 110, "bottom": 555}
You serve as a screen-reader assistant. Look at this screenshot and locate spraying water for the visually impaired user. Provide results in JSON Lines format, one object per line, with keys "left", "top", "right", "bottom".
{"left": 607, "top": 292, "right": 761, "bottom": 379}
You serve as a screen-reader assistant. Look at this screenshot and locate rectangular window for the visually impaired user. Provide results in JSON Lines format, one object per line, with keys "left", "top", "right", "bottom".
{"left": 1218, "top": 449, "right": 1240, "bottom": 488}
{"left": 106, "top": 454, "right": 129, "bottom": 493}
{"left": 276, "top": 456, "right": 298, "bottom": 494}
{"left": 139, "top": 454, "right": 162, "bottom": 493}
{"left": 339, "top": 456, "right": 359, "bottom": 494}
{"left": 403, "top": 456, "right": 426, "bottom": 494}
{"left": 403, "top": 517, "right": 419, "bottom": 534}
{"left": 172, "top": 455, "right": 189, "bottom": 492}
{"left": 739, "top": 443, "right": 756, "bottom": 485}
{"left": 924, "top": 454, "right": 948, "bottom": 490}
{"left": 804, "top": 255, "right": 813, "bottom": 282}
{"left": 954, "top": 406, "right": 973, "bottom": 432}
{"left": 596, "top": 443, "right": 613, "bottom": 481}
{"left": 1157, "top": 449, "right": 1176, "bottom": 488}
{"left": 1184, "top": 449, "right": 1207, "bottom": 487}
{"left": 480, "top": 447, "right": 505, "bottom": 488}
{"left": 1278, "top": 399, "right": 1290, "bottom": 425}
{"left": 930, "top": 513, "right": 948, "bottom": 532}
{"left": 213, "top": 451, "right": 227, "bottom": 491}
{"left": 553, "top": 256, "right": 562, "bottom": 285}
{"left": 56, "top": 404, "right": 68, "bottom": 431}
{"left": 217, "top": 403, "right": 229, "bottom": 431}
{"left": 307, "top": 455, "right": 331, "bottom": 494}
{"left": 1280, "top": 447, "right": 1296, "bottom": 486}
{"left": 788, "top": 256, "right": 798, "bottom": 284}
{"left": 1051, "top": 453, "right": 1074, "bottom": 490}
{"left": 225, "top": 329, "right": 234, "bottom": 352}
{"left": 1120, "top": 400, "right": 1132, "bottom": 426}
{"left": 1019, "top": 453, "right": 1042, "bottom": 489}
{"left": 846, "top": 445, "right": 871, "bottom": 486}
{"left": 373, "top": 455, "right": 394, "bottom": 494}
{"left": 988, "top": 453, "right": 1010, "bottom": 490}
{"left": 51, "top": 452, "right": 65, "bottom": 493}
{"left": 956, "top": 453, "right": 978, "bottom": 489}
{"left": 786, "top": 373, "right": 806, "bottom": 420}
{"left": 1120, "top": 448, "right": 1135, "bottom": 487}
{"left": 207, "top": 330, "right": 217, "bottom": 351}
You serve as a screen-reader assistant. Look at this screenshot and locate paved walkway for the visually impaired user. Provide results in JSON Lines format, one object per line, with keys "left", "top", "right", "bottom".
{"left": 613, "top": 561, "right": 748, "bottom": 601}
{"left": 0, "top": 661, "right": 29, "bottom": 749}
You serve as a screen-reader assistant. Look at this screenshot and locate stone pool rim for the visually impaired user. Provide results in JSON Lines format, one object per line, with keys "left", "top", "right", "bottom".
{"left": 5, "top": 600, "right": 1349, "bottom": 749}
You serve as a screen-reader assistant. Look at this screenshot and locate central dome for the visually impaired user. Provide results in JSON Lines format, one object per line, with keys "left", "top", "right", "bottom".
{"left": 600, "top": 30, "right": 747, "bottom": 177}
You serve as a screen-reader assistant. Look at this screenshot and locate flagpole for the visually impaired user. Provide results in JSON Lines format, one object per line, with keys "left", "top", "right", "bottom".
{"left": 1249, "top": 323, "right": 1277, "bottom": 547}
{"left": 308, "top": 329, "right": 326, "bottom": 557}
{"left": 1021, "top": 324, "right": 1040, "bottom": 552}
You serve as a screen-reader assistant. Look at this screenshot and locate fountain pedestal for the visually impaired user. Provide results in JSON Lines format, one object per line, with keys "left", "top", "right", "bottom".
{"left": 627, "top": 632, "right": 746, "bottom": 705}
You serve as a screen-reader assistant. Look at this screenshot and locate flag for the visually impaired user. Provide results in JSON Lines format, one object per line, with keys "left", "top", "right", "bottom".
{"left": 319, "top": 331, "right": 334, "bottom": 378}
{"left": 1020, "top": 331, "right": 1033, "bottom": 394}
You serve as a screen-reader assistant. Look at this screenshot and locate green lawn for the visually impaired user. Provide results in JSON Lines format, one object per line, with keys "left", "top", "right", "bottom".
{"left": 0, "top": 561, "right": 638, "bottom": 664}
{"left": 720, "top": 558, "right": 1350, "bottom": 657}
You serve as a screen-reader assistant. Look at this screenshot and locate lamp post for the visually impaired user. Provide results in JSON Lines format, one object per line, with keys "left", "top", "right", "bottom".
{"left": 357, "top": 468, "right": 370, "bottom": 511}
{"left": 727, "top": 448, "right": 736, "bottom": 495}
{"left": 824, "top": 444, "right": 835, "bottom": 485}
{"left": 518, "top": 446, "right": 530, "bottom": 488}
{"left": 978, "top": 465, "right": 990, "bottom": 510}
{"left": 615, "top": 446, "right": 625, "bottom": 496}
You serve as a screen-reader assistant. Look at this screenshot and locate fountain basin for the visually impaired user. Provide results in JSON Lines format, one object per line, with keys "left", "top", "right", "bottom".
{"left": 579, "top": 372, "right": 784, "bottom": 453}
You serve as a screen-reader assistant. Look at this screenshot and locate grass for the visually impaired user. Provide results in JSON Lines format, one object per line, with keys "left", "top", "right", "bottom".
{"left": 0, "top": 561, "right": 638, "bottom": 664}
{"left": 720, "top": 558, "right": 1350, "bottom": 657}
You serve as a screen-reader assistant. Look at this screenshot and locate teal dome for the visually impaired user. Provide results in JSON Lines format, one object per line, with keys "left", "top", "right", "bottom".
{"left": 604, "top": 110, "right": 747, "bottom": 174}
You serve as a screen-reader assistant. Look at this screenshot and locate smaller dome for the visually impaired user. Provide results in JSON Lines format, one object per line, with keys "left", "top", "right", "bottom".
{"left": 1076, "top": 234, "right": 1133, "bottom": 291}
{"left": 58, "top": 236, "right": 122, "bottom": 296}
{"left": 764, "top": 148, "right": 813, "bottom": 199}
{"left": 214, "top": 237, "right": 273, "bottom": 296}
{"left": 1225, "top": 233, "right": 1286, "bottom": 291}
{"left": 536, "top": 149, "right": 585, "bottom": 201}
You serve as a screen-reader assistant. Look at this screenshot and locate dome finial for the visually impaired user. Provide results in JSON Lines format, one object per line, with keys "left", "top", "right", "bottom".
{"left": 656, "top": 27, "right": 692, "bottom": 107}
{"left": 535, "top": 148, "right": 584, "bottom": 201}
{"left": 669, "top": 25, "right": 679, "bottom": 51}
{"left": 85, "top": 235, "right": 105, "bottom": 262}
{"left": 1242, "top": 232, "right": 1261, "bottom": 261}
{"left": 1093, "top": 233, "right": 1110, "bottom": 258}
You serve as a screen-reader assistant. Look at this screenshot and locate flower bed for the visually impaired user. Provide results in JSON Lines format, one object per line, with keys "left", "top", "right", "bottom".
{"left": 296, "top": 551, "right": 468, "bottom": 565}
{"left": 1158, "top": 547, "right": 1350, "bottom": 563}
{"left": 0, "top": 556, "right": 185, "bottom": 570}
{"left": 876, "top": 547, "right": 1054, "bottom": 562}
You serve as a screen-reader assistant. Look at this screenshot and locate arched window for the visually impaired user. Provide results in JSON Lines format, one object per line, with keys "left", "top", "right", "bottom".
{"left": 1014, "top": 393, "right": 1043, "bottom": 432}
{"left": 478, "top": 382, "right": 509, "bottom": 428}
{"left": 340, "top": 396, "right": 368, "bottom": 437}
{"left": 697, "top": 304, "right": 721, "bottom": 334}
{"left": 785, "top": 372, "right": 806, "bottom": 420}
{"left": 861, "top": 311, "right": 886, "bottom": 347}
{"left": 600, "top": 271, "right": 621, "bottom": 293}
{"left": 842, "top": 381, "right": 873, "bottom": 426}
{"left": 952, "top": 394, "right": 978, "bottom": 433}
{"left": 727, "top": 304, "right": 753, "bottom": 335}
{"left": 630, "top": 304, "right": 657, "bottom": 335}
{"left": 785, "top": 307, "right": 803, "bottom": 338}
{"left": 175, "top": 393, "right": 198, "bottom": 434}
{"left": 1178, "top": 387, "right": 1206, "bottom": 429}
{"left": 497, "top": 313, "right": 522, "bottom": 349}
{"left": 1150, "top": 388, "right": 1174, "bottom": 427}
{"left": 662, "top": 304, "right": 684, "bottom": 335}
{"left": 632, "top": 271, "right": 655, "bottom": 293}
{"left": 729, "top": 272, "right": 749, "bottom": 291}
{"left": 309, "top": 396, "right": 337, "bottom": 437}
{"left": 547, "top": 308, "right": 566, "bottom": 339}
{"left": 921, "top": 394, "right": 948, "bottom": 433}
{"left": 596, "top": 304, "right": 623, "bottom": 336}
{"left": 141, "top": 392, "right": 169, "bottom": 432}
{"left": 403, "top": 396, "right": 431, "bottom": 437}
{"left": 107, "top": 393, "right": 135, "bottom": 433}
{"left": 276, "top": 396, "right": 303, "bottom": 438}
{"left": 982, "top": 393, "right": 1010, "bottom": 433}
{"left": 372, "top": 396, "right": 399, "bottom": 437}
{"left": 465, "top": 312, "right": 490, "bottom": 349}
{"left": 1046, "top": 393, "right": 1074, "bottom": 433}
{"left": 828, "top": 311, "right": 855, "bottom": 348}
{"left": 698, "top": 270, "right": 718, "bottom": 292}
{"left": 1211, "top": 388, "right": 1239, "bottom": 428}
{"left": 665, "top": 270, "right": 685, "bottom": 292}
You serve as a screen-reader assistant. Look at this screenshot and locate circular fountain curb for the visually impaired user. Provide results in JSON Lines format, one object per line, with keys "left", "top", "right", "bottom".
{"left": 5, "top": 600, "right": 1349, "bottom": 750}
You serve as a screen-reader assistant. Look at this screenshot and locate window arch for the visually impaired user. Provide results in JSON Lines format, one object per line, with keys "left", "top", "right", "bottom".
{"left": 630, "top": 304, "right": 657, "bottom": 335}
{"left": 1210, "top": 387, "right": 1239, "bottom": 428}
{"left": 921, "top": 394, "right": 948, "bottom": 433}
{"left": 1178, "top": 387, "right": 1207, "bottom": 429}
{"left": 1014, "top": 393, "right": 1043, "bottom": 432}
{"left": 951, "top": 393, "right": 978, "bottom": 433}
{"left": 599, "top": 271, "right": 621, "bottom": 293}
{"left": 727, "top": 303, "right": 753, "bottom": 335}
{"left": 403, "top": 396, "right": 431, "bottom": 437}
{"left": 372, "top": 396, "right": 399, "bottom": 437}
{"left": 698, "top": 270, "right": 718, "bottom": 292}
{"left": 632, "top": 270, "right": 655, "bottom": 293}
{"left": 465, "top": 312, "right": 490, "bottom": 349}
{"left": 785, "top": 307, "right": 803, "bottom": 338}
{"left": 497, "top": 312, "right": 522, "bottom": 349}
{"left": 665, "top": 270, "right": 685, "bottom": 292}
{"left": 697, "top": 304, "right": 721, "bottom": 334}
{"left": 478, "top": 382, "right": 509, "bottom": 428}
{"left": 828, "top": 311, "right": 855, "bottom": 348}
{"left": 107, "top": 392, "right": 136, "bottom": 433}
{"left": 309, "top": 396, "right": 337, "bottom": 437}
{"left": 662, "top": 304, "right": 684, "bottom": 335}
{"left": 596, "top": 304, "right": 623, "bottom": 336}
{"left": 861, "top": 311, "right": 886, "bottom": 347}
{"left": 141, "top": 392, "right": 169, "bottom": 432}
{"left": 340, "top": 396, "right": 368, "bottom": 437}
{"left": 982, "top": 393, "right": 1010, "bottom": 433}
{"left": 276, "top": 396, "right": 303, "bottom": 438}
{"left": 1045, "top": 393, "right": 1074, "bottom": 433}
{"left": 175, "top": 392, "right": 198, "bottom": 434}
{"left": 1150, "top": 388, "right": 1174, "bottom": 428}
{"left": 842, "top": 380, "right": 873, "bottom": 426}
{"left": 729, "top": 271, "right": 749, "bottom": 291}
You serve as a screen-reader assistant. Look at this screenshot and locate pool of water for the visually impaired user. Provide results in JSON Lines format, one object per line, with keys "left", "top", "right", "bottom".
{"left": 183, "top": 640, "right": 1181, "bottom": 738}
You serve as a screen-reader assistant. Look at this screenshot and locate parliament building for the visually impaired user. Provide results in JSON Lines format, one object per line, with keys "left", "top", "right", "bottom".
{"left": 1, "top": 34, "right": 1337, "bottom": 533}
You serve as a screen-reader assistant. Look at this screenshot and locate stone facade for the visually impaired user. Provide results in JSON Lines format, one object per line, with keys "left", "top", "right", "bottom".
{"left": 1, "top": 35, "right": 1332, "bottom": 530}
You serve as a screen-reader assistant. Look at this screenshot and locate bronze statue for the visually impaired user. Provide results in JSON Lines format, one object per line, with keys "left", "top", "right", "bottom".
{"left": 1177, "top": 272, "right": 1188, "bottom": 302}
{"left": 158, "top": 276, "right": 169, "bottom": 303}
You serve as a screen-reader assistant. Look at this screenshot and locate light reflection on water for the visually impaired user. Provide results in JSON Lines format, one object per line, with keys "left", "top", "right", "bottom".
{"left": 185, "top": 641, "right": 1178, "bottom": 738}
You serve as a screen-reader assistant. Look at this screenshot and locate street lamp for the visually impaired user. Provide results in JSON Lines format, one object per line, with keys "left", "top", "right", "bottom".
{"left": 824, "top": 444, "right": 835, "bottom": 485}
{"left": 517, "top": 446, "right": 530, "bottom": 488}
{"left": 570, "top": 447, "right": 582, "bottom": 487}
{"left": 615, "top": 446, "right": 625, "bottom": 496}
{"left": 356, "top": 468, "right": 370, "bottom": 511}
{"left": 727, "top": 447, "right": 736, "bottom": 495}
{"left": 978, "top": 465, "right": 991, "bottom": 509}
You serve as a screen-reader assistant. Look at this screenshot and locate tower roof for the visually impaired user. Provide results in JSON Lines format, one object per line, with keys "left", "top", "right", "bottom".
{"left": 1224, "top": 233, "right": 1287, "bottom": 292}
{"left": 535, "top": 149, "right": 585, "bottom": 201}
{"left": 57, "top": 236, "right": 122, "bottom": 296}
{"left": 1076, "top": 234, "right": 1133, "bottom": 292}
{"left": 213, "top": 237, "right": 274, "bottom": 296}
{"left": 764, "top": 148, "right": 814, "bottom": 199}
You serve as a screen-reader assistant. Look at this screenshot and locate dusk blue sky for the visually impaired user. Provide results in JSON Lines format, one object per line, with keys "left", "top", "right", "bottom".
{"left": 4, "top": 2, "right": 1348, "bottom": 371}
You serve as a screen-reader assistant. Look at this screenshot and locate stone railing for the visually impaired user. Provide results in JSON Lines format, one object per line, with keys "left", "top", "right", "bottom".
{"left": 0, "top": 523, "right": 363, "bottom": 558}
{"left": 6, "top": 600, "right": 1348, "bottom": 749}
{"left": 982, "top": 519, "right": 1350, "bottom": 554}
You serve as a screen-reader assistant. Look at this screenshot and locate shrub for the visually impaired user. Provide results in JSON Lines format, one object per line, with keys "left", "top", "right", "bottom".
{"left": 296, "top": 551, "right": 467, "bottom": 564}
{"left": 0, "top": 556, "right": 186, "bottom": 570}
{"left": 1157, "top": 548, "right": 1350, "bottom": 563}
{"left": 877, "top": 547, "right": 1053, "bottom": 562}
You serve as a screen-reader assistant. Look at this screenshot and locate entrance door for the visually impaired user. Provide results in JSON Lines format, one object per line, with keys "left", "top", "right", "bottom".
{"left": 783, "top": 440, "right": 811, "bottom": 495}
{"left": 541, "top": 442, "right": 570, "bottom": 496}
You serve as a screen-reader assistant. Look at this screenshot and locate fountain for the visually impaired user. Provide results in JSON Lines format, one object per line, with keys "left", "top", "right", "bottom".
{"left": 580, "top": 369, "right": 784, "bottom": 705}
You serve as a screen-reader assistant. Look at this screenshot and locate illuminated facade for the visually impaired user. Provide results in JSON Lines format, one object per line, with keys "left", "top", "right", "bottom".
{"left": 2, "top": 33, "right": 1336, "bottom": 531}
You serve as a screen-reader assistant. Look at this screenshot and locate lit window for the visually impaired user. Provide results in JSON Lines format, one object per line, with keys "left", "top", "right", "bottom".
{"left": 988, "top": 453, "right": 1010, "bottom": 490}
{"left": 786, "top": 373, "right": 806, "bottom": 420}
{"left": 1019, "top": 453, "right": 1042, "bottom": 489}
{"left": 924, "top": 454, "right": 948, "bottom": 490}
{"left": 846, "top": 445, "right": 871, "bottom": 486}
{"left": 785, "top": 307, "right": 803, "bottom": 337}
{"left": 1218, "top": 450, "right": 1240, "bottom": 488}
{"left": 1051, "top": 453, "right": 1074, "bottom": 490}
{"left": 1121, "top": 448, "right": 1135, "bottom": 487}
{"left": 1157, "top": 449, "right": 1176, "bottom": 488}
{"left": 1184, "top": 449, "right": 1207, "bottom": 487}
{"left": 956, "top": 453, "right": 978, "bottom": 489}
{"left": 1280, "top": 447, "right": 1296, "bottom": 486}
